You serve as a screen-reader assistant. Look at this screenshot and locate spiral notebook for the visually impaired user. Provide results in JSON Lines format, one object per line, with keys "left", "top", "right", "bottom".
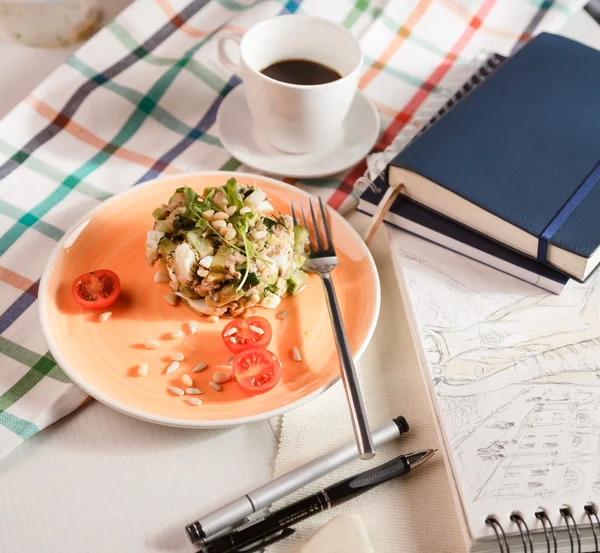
{"left": 358, "top": 53, "right": 570, "bottom": 294}
{"left": 374, "top": 45, "right": 600, "bottom": 553}
{"left": 389, "top": 221, "right": 600, "bottom": 553}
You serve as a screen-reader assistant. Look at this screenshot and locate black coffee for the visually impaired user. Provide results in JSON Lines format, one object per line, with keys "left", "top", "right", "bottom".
{"left": 261, "top": 59, "right": 342, "bottom": 86}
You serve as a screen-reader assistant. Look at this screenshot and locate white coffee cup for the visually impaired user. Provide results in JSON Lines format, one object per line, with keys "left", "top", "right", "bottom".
{"left": 218, "top": 14, "right": 363, "bottom": 154}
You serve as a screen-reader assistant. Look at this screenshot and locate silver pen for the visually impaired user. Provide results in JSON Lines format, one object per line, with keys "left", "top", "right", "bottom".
{"left": 185, "top": 416, "right": 409, "bottom": 544}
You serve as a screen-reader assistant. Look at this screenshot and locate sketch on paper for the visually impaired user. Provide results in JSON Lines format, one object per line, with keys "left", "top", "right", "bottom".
{"left": 392, "top": 232, "right": 600, "bottom": 508}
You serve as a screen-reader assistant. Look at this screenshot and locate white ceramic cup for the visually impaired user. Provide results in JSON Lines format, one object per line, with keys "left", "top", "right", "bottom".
{"left": 218, "top": 15, "right": 363, "bottom": 154}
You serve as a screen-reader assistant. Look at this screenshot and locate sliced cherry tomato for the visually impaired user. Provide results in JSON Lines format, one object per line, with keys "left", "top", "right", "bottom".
{"left": 72, "top": 269, "right": 121, "bottom": 310}
{"left": 232, "top": 347, "right": 282, "bottom": 395}
{"left": 221, "top": 316, "right": 272, "bottom": 354}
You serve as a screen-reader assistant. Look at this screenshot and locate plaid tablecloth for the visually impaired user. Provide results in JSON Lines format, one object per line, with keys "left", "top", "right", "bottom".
{"left": 0, "top": 0, "right": 583, "bottom": 459}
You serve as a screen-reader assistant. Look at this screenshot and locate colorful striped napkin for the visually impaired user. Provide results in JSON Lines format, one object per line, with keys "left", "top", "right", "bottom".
{"left": 0, "top": 0, "right": 583, "bottom": 459}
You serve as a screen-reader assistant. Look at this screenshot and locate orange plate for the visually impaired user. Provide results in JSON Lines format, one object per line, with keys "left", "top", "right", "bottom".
{"left": 39, "top": 172, "right": 380, "bottom": 427}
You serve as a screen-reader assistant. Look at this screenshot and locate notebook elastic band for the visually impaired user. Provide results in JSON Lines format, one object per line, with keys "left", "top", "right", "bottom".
{"left": 537, "top": 160, "right": 600, "bottom": 264}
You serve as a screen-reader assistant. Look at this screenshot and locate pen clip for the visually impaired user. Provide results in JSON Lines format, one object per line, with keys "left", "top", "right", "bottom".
{"left": 234, "top": 527, "right": 296, "bottom": 553}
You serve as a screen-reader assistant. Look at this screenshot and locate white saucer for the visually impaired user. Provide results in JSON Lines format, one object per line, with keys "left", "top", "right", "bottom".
{"left": 217, "top": 85, "right": 380, "bottom": 179}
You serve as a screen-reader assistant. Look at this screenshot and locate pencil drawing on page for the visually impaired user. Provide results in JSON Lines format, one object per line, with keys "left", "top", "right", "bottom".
{"left": 393, "top": 234, "right": 600, "bottom": 507}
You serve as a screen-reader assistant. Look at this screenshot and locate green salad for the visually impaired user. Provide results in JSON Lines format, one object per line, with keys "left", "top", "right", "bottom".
{"left": 145, "top": 178, "right": 310, "bottom": 317}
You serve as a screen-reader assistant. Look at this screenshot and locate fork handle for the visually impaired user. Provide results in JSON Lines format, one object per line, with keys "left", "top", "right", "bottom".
{"left": 321, "top": 273, "right": 375, "bottom": 459}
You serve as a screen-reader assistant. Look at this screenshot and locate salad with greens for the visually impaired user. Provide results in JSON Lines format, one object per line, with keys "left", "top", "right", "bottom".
{"left": 145, "top": 178, "right": 310, "bottom": 317}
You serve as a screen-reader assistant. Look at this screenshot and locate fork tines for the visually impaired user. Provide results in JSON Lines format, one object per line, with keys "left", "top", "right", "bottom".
{"left": 291, "top": 198, "right": 335, "bottom": 256}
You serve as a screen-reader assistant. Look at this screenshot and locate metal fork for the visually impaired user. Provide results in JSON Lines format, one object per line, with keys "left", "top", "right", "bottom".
{"left": 292, "top": 198, "right": 375, "bottom": 459}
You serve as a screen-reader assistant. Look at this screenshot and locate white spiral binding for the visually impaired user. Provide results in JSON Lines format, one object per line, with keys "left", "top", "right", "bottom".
{"left": 485, "top": 504, "right": 600, "bottom": 553}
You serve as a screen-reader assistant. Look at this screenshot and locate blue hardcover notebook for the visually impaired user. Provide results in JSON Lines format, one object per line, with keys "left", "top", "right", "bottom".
{"left": 387, "top": 33, "right": 600, "bottom": 282}
{"left": 359, "top": 196, "right": 569, "bottom": 294}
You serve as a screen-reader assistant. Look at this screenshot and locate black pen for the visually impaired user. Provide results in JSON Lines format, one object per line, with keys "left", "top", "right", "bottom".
{"left": 200, "top": 449, "right": 436, "bottom": 553}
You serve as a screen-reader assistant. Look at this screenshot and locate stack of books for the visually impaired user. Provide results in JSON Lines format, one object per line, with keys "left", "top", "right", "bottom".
{"left": 361, "top": 33, "right": 600, "bottom": 294}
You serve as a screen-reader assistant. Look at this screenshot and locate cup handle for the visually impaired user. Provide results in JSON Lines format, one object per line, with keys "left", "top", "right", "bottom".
{"left": 218, "top": 33, "right": 243, "bottom": 74}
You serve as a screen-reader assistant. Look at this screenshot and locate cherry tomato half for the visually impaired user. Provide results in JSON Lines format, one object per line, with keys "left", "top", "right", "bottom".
{"left": 232, "top": 347, "right": 282, "bottom": 395}
{"left": 221, "top": 316, "right": 272, "bottom": 354}
{"left": 72, "top": 269, "right": 121, "bottom": 310}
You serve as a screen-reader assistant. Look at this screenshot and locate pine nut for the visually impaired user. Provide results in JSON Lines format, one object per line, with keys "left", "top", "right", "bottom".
{"left": 99, "top": 311, "right": 112, "bottom": 322}
{"left": 166, "top": 361, "right": 179, "bottom": 374}
{"left": 154, "top": 271, "right": 169, "bottom": 283}
{"left": 225, "top": 228, "right": 237, "bottom": 241}
{"left": 226, "top": 206, "right": 237, "bottom": 216}
{"left": 293, "top": 346, "right": 302, "bottom": 362}
{"left": 219, "top": 226, "right": 229, "bottom": 237}
{"left": 164, "top": 294, "right": 178, "bottom": 306}
{"left": 187, "top": 397, "right": 202, "bottom": 406}
{"left": 212, "top": 220, "right": 227, "bottom": 230}
{"left": 213, "top": 212, "right": 229, "bottom": 220}
{"left": 202, "top": 210, "right": 215, "bottom": 220}
{"left": 199, "top": 256, "right": 213, "bottom": 268}
{"left": 213, "top": 371, "right": 231, "bottom": 383}
{"left": 239, "top": 206, "right": 251, "bottom": 215}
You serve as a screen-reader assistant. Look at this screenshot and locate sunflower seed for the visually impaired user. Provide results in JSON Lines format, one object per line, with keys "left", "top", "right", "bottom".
{"left": 181, "top": 374, "right": 193, "bottom": 387}
{"left": 223, "top": 327, "right": 237, "bottom": 337}
{"left": 166, "top": 361, "right": 179, "bottom": 374}
{"left": 137, "top": 363, "right": 148, "bottom": 376}
{"left": 209, "top": 381, "right": 222, "bottom": 392}
{"left": 164, "top": 294, "right": 178, "bottom": 306}
{"left": 293, "top": 346, "right": 302, "bottom": 362}
{"left": 248, "top": 324, "right": 264, "bottom": 335}
{"left": 276, "top": 310, "right": 288, "bottom": 320}
{"left": 188, "top": 321, "right": 198, "bottom": 334}
{"left": 186, "top": 387, "right": 203, "bottom": 395}
{"left": 154, "top": 271, "right": 169, "bottom": 283}
{"left": 145, "top": 339, "right": 160, "bottom": 350}
{"left": 99, "top": 311, "right": 112, "bottom": 322}
{"left": 192, "top": 362, "right": 207, "bottom": 372}
{"left": 207, "top": 315, "right": 219, "bottom": 323}
{"left": 213, "top": 371, "right": 231, "bottom": 383}
{"left": 170, "top": 352, "right": 184, "bottom": 361}
{"left": 187, "top": 397, "right": 203, "bottom": 406}
{"left": 169, "top": 387, "right": 184, "bottom": 396}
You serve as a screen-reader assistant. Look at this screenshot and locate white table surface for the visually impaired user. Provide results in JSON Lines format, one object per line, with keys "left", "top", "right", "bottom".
{"left": 1, "top": 8, "right": 599, "bottom": 553}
